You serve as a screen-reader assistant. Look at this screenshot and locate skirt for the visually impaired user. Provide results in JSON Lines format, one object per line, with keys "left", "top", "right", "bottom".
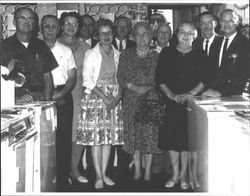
{"left": 76, "top": 81, "right": 123, "bottom": 146}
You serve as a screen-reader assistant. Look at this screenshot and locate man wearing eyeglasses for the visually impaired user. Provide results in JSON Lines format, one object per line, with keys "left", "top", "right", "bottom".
{"left": 0, "top": 7, "right": 58, "bottom": 103}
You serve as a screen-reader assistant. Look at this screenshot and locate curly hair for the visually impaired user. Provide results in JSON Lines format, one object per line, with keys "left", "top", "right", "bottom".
{"left": 95, "top": 18, "right": 115, "bottom": 37}
{"left": 58, "top": 12, "right": 82, "bottom": 37}
{"left": 176, "top": 22, "right": 198, "bottom": 40}
{"left": 132, "top": 22, "right": 154, "bottom": 38}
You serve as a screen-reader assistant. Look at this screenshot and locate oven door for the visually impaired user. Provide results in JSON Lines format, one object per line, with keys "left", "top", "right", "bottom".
{"left": 15, "top": 137, "right": 26, "bottom": 192}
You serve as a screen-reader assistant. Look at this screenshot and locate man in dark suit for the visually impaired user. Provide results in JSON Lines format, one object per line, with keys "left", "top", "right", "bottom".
{"left": 80, "top": 14, "right": 98, "bottom": 48}
{"left": 193, "top": 11, "right": 222, "bottom": 85}
{"left": 108, "top": 16, "right": 135, "bottom": 183}
{"left": 202, "top": 9, "right": 250, "bottom": 97}
{"left": 112, "top": 16, "right": 135, "bottom": 51}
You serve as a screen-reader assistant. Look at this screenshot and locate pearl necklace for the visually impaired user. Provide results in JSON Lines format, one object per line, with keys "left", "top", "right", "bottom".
{"left": 136, "top": 48, "right": 150, "bottom": 58}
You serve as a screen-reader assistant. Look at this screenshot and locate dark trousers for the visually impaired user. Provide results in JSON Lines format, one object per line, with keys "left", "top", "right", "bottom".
{"left": 56, "top": 92, "right": 73, "bottom": 191}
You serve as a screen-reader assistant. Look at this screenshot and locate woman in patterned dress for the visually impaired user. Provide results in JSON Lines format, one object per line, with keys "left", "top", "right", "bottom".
{"left": 76, "top": 19, "right": 123, "bottom": 189}
{"left": 117, "top": 22, "right": 160, "bottom": 183}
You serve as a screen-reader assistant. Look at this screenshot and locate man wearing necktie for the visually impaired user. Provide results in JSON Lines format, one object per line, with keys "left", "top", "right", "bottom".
{"left": 193, "top": 11, "right": 222, "bottom": 86}
{"left": 80, "top": 15, "right": 98, "bottom": 48}
{"left": 202, "top": 9, "right": 250, "bottom": 97}
{"left": 112, "top": 16, "right": 135, "bottom": 52}
{"left": 109, "top": 16, "right": 135, "bottom": 183}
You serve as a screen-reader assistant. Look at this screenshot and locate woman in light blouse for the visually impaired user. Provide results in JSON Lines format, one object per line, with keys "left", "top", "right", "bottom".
{"left": 76, "top": 19, "right": 123, "bottom": 189}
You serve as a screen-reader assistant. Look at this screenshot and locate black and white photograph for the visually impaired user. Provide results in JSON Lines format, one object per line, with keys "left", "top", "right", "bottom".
{"left": 0, "top": 0, "right": 249, "bottom": 195}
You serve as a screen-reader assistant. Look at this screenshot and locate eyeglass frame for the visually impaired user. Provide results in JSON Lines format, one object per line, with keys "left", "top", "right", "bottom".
{"left": 42, "top": 24, "right": 59, "bottom": 31}
{"left": 178, "top": 30, "right": 194, "bottom": 37}
{"left": 134, "top": 32, "right": 151, "bottom": 39}
{"left": 63, "top": 21, "right": 79, "bottom": 28}
{"left": 99, "top": 31, "right": 113, "bottom": 37}
{"left": 16, "top": 16, "right": 35, "bottom": 22}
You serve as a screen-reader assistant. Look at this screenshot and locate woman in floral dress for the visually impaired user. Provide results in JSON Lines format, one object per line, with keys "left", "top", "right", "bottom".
{"left": 76, "top": 19, "right": 123, "bottom": 189}
{"left": 117, "top": 22, "right": 160, "bottom": 183}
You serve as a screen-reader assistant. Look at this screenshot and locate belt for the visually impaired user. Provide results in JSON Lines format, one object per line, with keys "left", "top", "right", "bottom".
{"left": 54, "top": 85, "right": 65, "bottom": 91}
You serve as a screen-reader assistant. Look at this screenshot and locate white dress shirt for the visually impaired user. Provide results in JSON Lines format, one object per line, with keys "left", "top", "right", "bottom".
{"left": 203, "top": 33, "right": 216, "bottom": 56}
{"left": 51, "top": 41, "right": 76, "bottom": 87}
{"left": 85, "top": 38, "right": 92, "bottom": 47}
{"left": 219, "top": 32, "right": 237, "bottom": 66}
{"left": 115, "top": 38, "right": 126, "bottom": 51}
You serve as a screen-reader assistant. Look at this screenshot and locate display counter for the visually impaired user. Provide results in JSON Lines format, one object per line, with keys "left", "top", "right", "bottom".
{"left": 1, "top": 101, "right": 57, "bottom": 194}
{"left": 187, "top": 96, "right": 250, "bottom": 195}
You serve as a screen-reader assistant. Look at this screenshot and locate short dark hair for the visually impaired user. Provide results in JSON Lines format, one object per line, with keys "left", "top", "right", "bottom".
{"left": 81, "top": 14, "right": 95, "bottom": 24}
{"left": 114, "top": 15, "right": 132, "bottom": 31}
{"left": 199, "top": 11, "right": 217, "bottom": 21}
{"left": 95, "top": 18, "right": 115, "bottom": 36}
{"left": 14, "top": 7, "right": 34, "bottom": 20}
{"left": 41, "top": 15, "right": 58, "bottom": 26}
{"left": 156, "top": 23, "right": 172, "bottom": 36}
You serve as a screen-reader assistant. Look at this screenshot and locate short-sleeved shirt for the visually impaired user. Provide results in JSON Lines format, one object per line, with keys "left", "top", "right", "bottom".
{"left": 51, "top": 41, "right": 76, "bottom": 87}
{"left": 1, "top": 34, "right": 58, "bottom": 89}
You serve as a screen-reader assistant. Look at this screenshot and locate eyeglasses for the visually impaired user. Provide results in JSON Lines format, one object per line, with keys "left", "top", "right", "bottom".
{"left": 43, "top": 24, "right": 58, "bottom": 31}
{"left": 199, "top": 21, "right": 214, "bottom": 27}
{"left": 179, "top": 30, "right": 194, "bottom": 37}
{"left": 99, "top": 31, "right": 113, "bottom": 37}
{"left": 16, "top": 16, "right": 35, "bottom": 22}
{"left": 135, "top": 32, "right": 150, "bottom": 39}
{"left": 64, "top": 21, "right": 79, "bottom": 27}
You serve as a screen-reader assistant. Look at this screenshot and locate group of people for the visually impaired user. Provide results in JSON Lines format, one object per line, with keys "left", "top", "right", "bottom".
{"left": 0, "top": 6, "right": 249, "bottom": 192}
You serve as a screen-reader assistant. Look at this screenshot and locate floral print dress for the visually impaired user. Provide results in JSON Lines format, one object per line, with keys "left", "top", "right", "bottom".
{"left": 76, "top": 47, "right": 123, "bottom": 146}
{"left": 117, "top": 48, "right": 160, "bottom": 155}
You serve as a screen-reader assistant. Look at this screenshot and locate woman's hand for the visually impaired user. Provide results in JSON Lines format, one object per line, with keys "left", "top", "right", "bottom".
{"left": 106, "top": 97, "right": 120, "bottom": 111}
{"left": 127, "top": 83, "right": 150, "bottom": 95}
{"left": 103, "top": 96, "right": 112, "bottom": 107}
{"left": 173, "top": 94, "right": 185, "bottom": 104}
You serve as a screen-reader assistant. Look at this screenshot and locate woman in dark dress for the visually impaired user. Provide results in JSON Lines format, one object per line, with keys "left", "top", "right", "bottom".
{"left": 156, "top": 23, "right": 206, "bottom": 190}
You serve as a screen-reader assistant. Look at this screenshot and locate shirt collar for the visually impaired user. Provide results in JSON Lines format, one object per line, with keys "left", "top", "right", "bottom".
{"left": 115, "top": 37, "right": 126, "bottom": 45}
{"left": 204, "top": 33, "right": 216, "bottom": 43}
{"left": 224, "top": 31, "right": 237, "bottom": 41}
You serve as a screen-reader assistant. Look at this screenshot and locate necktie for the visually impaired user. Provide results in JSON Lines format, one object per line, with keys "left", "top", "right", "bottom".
{"left": 205, "top": 39, "right": 209, "bottom": 56}
{"left": 119, "top": 40, "right": 123, "bottom": 51}
{"left": 221, "top": 38, "right": 229, "bottom": 65}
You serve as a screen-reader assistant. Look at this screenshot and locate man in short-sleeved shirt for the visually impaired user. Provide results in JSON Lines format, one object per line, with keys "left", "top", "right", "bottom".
{"left": 0, "top": 7, "right": 58, "bottom": 102}
{"left": 41, "top": 14, "right": 77, "bottom": 190}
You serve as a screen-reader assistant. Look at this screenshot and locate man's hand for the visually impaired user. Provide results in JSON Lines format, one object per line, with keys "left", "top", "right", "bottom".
{"left": 7, "top": 59, "right": 18, "bottom": 73}
{"left": 16, "top": 94, "right": 33, "bottom": 103}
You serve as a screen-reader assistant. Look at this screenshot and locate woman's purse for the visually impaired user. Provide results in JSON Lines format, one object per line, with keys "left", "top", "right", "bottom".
{"left": 134, "top": 87, "right": 165, "bottom": 127}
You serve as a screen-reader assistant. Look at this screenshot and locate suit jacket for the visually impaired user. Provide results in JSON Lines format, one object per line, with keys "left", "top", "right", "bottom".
{"left": 112, "top": 38, "right": 135, "bottom": 51}
{"left": 193, "top": 34, "right": 222, "bottom": 86}
{"left": 90, "top": 37, "right": 98, "bottom": 48}
{"left": 211, "top": 33, "right": 250, "bottom": 96}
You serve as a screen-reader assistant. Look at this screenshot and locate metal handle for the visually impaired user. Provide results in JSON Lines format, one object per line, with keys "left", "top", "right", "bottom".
{"left": 26, "top": 131, "right": 37, "bottom": 141}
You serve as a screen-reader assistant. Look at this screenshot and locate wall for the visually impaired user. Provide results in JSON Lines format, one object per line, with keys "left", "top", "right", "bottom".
{"left": 1, "top": 3, "right": 249, "bottom": 41}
